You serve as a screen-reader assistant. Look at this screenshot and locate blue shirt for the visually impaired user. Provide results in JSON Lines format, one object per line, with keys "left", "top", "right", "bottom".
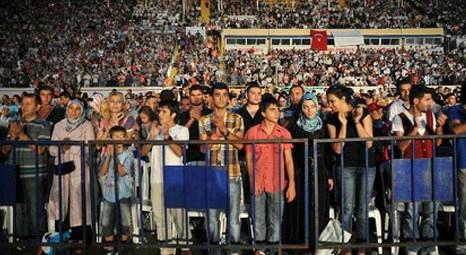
{"left": 99, "top": 149, "right": 135, "bottom": 202}
{"left": 447, "top": 104, "right": 466, "bottom": 169}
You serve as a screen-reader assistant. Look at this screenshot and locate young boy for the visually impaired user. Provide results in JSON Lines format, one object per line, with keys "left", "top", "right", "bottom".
{"left": 98, "top": 126, "right": 135, "bottom": 246}
{"left": 244, "top": 96, "right": 296, "bottom": 250}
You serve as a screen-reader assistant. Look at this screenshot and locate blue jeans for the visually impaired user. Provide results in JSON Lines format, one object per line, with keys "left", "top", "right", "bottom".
{"left": 337, "top": 167, "right": 376, "bottom": 243}
{"left": 101, "top": 198, "right": 132, "bottom": 237}
{"left": 402, "top": 201, "right": 437, "bottom": 254}
{"left": 253, "top": 191, "right": 283, "bottom": 243}
{"left": 208, "top": 178, "right": 241, "bottom": 243}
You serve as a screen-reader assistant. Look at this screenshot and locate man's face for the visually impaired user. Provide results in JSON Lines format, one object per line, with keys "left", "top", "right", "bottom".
{"left": 446, "top": 95, "right": 457, "bottom": 106}
{"left": 39, "top": 89, "right": 53, "bottom": 105}
{"left": 247, "top": 87, "right": 261, "bottom": 105}
{"left": 21, "top": 96, "right": 38, "bottom": 118}
{"left": 60, "top": 96, "right": 70, "bottom": 107}
{"left": 398, "top": 83, "right": 412, "bottom": 102}
{"left": 290, "top": 87, "right": 303, "bottom": 106}
{"left": 190, "top": 89, "right": 204, "bottom": 106}
{"left": 159, "top": 106, "right": 175, "bottom": 125}
{"left": 212, "top": 89, "right": 229, "bottom": 109}
{"left": 261, "top": 103, "right": 280, "bottom": 123}
{"left": 180, "top": 98, "right": 191, "bottom": 112}
{"left": 415, "top": 93, "right": 434, "bottom": 112}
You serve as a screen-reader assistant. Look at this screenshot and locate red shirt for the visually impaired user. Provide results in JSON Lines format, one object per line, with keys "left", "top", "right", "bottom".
{"left": 245, "top": 122, "right": 293, "bottom": 194}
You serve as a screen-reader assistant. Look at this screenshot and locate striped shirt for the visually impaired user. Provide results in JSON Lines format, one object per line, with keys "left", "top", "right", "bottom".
{"left": 199, "top": 112, "right": 244, "bottom": 178}
{"left": 10, "top": 118, "right": 51, "bottom": 178}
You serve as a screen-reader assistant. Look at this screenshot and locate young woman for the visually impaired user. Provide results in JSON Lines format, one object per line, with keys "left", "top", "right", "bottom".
{"left": 284, "top": 92, "right": 333, "bottom": 247}
{"left": 326, "top": 85, "right": 375, "bottom": 255}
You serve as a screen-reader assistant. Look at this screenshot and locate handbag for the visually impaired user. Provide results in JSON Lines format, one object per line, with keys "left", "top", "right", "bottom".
{"left": 53, "top": 161, "right": 76, "bottom": 175}
{"left": 315, "top": 218, "right": 352, "bottom": 255}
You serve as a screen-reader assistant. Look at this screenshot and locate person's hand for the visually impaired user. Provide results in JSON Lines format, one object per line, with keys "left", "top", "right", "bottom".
{"left": 352, "top": 106, "right": 363, "bottom": 124}
{"left": 63, "top": 138, "right": 71, "bottom": 152}
{"left": 338, "top": 111, "right": 347, "bottom": 125}
{"left": 328, "top": 179, "right": 334, "bottom": 191}
{"left": 189, "top": 108, "right": 201, "bottom": 121}
{"left": 9, "top": 121, "right": 23, "bottom": 139}
{"left": 149, "top": 123, "right": 160, "bottom": 139}
{"left": 286, "top": 183, "right": 296, "bottom": 202}
{"left": 214, "top": 117, "right": 228, "bottom": 137}
{"left": 106, "top": 144, "right": 114, "bottom": 156}
{"left": 437, "top": 113, "right": 448, "bottom": 128}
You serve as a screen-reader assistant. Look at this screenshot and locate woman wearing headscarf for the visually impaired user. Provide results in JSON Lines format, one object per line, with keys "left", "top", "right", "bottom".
{"left": 283, "top": 92, "right": 334, "bottom": 248}
{"left": 48, "top": 99, "right": 95, "bottom": 243}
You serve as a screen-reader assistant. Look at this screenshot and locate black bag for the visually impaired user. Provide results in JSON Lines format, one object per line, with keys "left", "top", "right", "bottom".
{"left": 53, "top": 161, "right": 76, "bottom": 175}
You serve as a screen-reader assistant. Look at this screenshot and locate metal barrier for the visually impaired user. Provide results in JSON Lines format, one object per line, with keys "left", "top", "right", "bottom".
{"left": 313, "top": 134, "right": 466, "bottom": 255}
{"left": 2, "top": 134, "right": 466, "bottom": 254}
{"left": 0, "top": 139, "right": 310, "bottom": 254}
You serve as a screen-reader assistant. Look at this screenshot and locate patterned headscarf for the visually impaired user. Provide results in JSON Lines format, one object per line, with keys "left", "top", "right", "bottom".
{"left": 65, "top": 99, "right": 86, "bottom": 132}
{"left": 296, "top": 92, "right": 323, "bottom": 133}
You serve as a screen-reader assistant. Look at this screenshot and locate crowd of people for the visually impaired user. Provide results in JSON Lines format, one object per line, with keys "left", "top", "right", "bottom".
{"left": 0, "top": 79, "right": 465, "bottom": 255}
{"left": 0, "top": 0, "right": 176, "bottom": 89}
{"left": 224, "top": 48, "right": 466, "bottom": 87}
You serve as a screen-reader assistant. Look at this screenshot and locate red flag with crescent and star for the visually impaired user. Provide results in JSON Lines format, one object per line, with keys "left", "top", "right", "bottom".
{"left": 311, "top": 30, "right": 328, "bottom": 51}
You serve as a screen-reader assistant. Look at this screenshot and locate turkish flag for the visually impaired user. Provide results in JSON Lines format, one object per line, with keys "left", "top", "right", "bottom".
{"left": 311, "top": 30, "right": 328, "bottom": 51}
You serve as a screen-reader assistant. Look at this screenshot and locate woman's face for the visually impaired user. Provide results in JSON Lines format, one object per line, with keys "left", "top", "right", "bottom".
{"left": 67, "top": 103, "right": 82, "bottom": 120}
{"left": 108, "top": 95, "right": 125, "bottom": 114}
{"left": 278, "top": 97, "right": 287, "bottom": 108}
{"left": 302, "top": 100, "right": 317, "bottom": 119}
{"left": 139, "top": 112, "right": 150, "bottom": 124}
{"left": 327, "top": 93, "right": 347, "bottom": 113}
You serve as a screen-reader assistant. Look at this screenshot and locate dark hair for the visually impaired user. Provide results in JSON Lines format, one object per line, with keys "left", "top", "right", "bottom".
{"left": 210, "top": 82, "right": 229, "bottom": 96}
{"left": 181, "top": 95, "right": 190, "bottom": 101}
{"left": 445, "top": 93, "right": 456, "bottom": 99}
{"left": 260, "top": 94, "right": 278, "bottom": 112}
{"left": 160, "top": 90, "right": 175, "bottom": 101}
{"left": 38, "top": 85, "right": 54, "bottom": 94}
{"left": 409, "top": 86, "right": 433, "bottom": 104}
{"left": 159, "top": 100, "right": 179, "bottom": 119}
{"left": 246, "top": 81, "right": 261, "bottom": 93}
{"left": 289, "top": 85, "right": 304, "bottom": 95}
{"left": 60, "top": 91, "right": 71, "bottom": 99}
{"left": 22, "top": 92, "right": 40, "bottom": 105}
{"left": 109, "top": 126, "right": 127, "bottom": 137}
{"left": 189, "top": 85, "right": 203, "bottom": 94}
{"left": 396, "top": 77, "right": 412, "bottom": 92}
{"left": 138, "top": 106, "right": 158, "bottom": 123}
{"left": 326, "top": 85, "right": 354, "bottom": 104}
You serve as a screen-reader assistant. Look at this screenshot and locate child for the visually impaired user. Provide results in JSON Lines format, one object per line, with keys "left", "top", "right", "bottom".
{"left": 98, "top": 126, "right": 135, "bottom": 248}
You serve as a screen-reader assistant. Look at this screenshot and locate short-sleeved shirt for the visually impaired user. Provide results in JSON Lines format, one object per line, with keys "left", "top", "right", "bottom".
{"left": 199, "top": 112, "right": 244, "bottom": 178}
{"left": 386, "top": 99, "right": 410, "bottom": 123}
{"left": 447, "top": 104, "right": 466, "bottom": 169}
{"left": 327, "top": 108, "right": 375, "bottom": 167}
{"left": 99, "top": 149, "right": 135, "bottom": 203}
{"left": 245, "top": 123, "right": 293, "bottom": 194}
{"left": 10, "top": 117, "right": 51, "bottom": 178}
{"left": 150, "top": 124, "right": 190, "bottom": 183}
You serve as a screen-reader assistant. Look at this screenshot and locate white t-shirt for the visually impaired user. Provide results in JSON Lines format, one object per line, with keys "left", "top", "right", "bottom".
{"left": 150, "top": 124, "right": 189, "bottom": 184}
{"left": 387, "top": 99, "right": 410, "bottom": 123}
{"left": 391, "top": 111, "right": 436, "bottom": 136}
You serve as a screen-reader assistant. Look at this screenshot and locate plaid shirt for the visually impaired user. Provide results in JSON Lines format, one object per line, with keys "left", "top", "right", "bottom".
{"left": 199, "top": 111, "right": 244, "bottom": 178}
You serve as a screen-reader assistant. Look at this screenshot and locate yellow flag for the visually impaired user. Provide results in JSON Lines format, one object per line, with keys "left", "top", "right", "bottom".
{"left": 201, "top": 0, "right": 210, "bottom": 22}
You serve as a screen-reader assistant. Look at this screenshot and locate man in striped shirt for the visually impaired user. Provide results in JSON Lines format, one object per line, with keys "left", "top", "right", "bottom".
{"left": 1, "top": 92, "right": 51, "bottom": 238}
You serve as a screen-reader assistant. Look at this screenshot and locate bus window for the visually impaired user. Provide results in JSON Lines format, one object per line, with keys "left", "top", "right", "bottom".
{"left": 257, "top": 39, "right": 266, "bottom": 44}
{"left": 415, "top": 38, "right": 424, "bottom": 45}
{"left": 433, "top": 38, "right": 442, "bottom": 45}
{"left": 381, "top": 38, "right": 391, "bottom": 45}
{"left": 424, "top": 37, "right": 434, "bottom": 44}
{"left": 327, "top": 38, "right": 335, "bottom": 45}
{"left": 364, "top": 39, "right": 370, "bottom": 45}
{"left": 237, "top": 39, "right": 246, "bottom": 45}
{"left": 302, "top": 39, "right": 310, "bottom": 45}
{"left": 272, "top": 39, "right": 280, "bottom": 45}
{"left": 226, "top": 38, "right": 235, "bottom": 45}
{"left": 370, "top": 38, "right": 379, "bottom": 45}
{"left": 391, "top": 38, "right": 400, "bottom": 45}
{"left": 292, "top": 39, "right": 301, "bottom": 45}
{"left": 406, "top": 38, "right": 415, "bottom": 44}
{"left": 247, "top": 39, "right": 257, "bottom": 45}
{"left": 281, "top": 39, "right": 290, "bottom": 45}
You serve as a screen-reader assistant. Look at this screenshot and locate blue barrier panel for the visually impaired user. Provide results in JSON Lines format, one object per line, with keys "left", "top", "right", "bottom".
{"left": 392, "top": 159, "right": 413, "bottom": 202}
{"left": 393, "top": 158, "right": 454, "bottom": 202}
{"left": 0, "top": 164, "right": 16, "bottom": 205}
{"left": 164, "top": 166, "right": 228, "bottom": 210}
{"left": 413, "top": 158, "right": 432, "bottom": 201}
{"left": 433, "top": 157, "right": 454, "bottom": 201}
{"left": 393, "top": 159, "right": 432, "bottom": 202}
